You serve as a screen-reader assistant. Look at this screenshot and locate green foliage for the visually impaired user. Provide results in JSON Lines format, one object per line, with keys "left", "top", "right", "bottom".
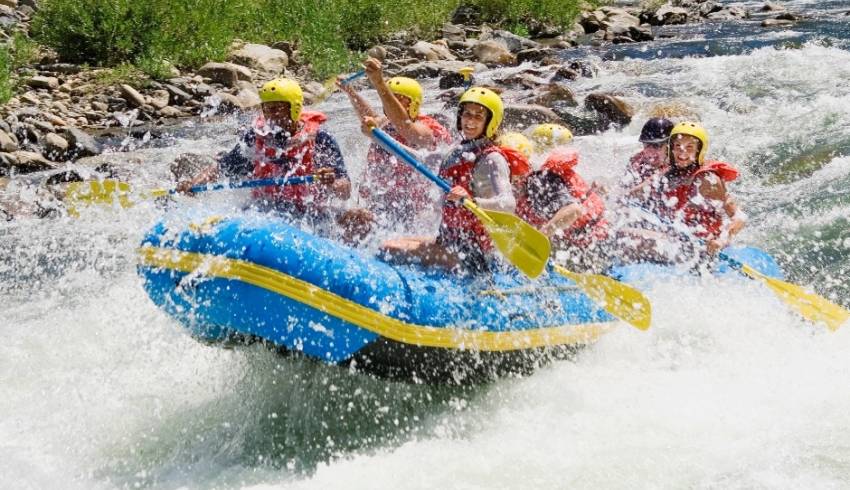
{"left": 0, "top": 47, "right": 12, "bottom": 104}
{"left": 31, "top": 0, "right": 590, "bottom": 80}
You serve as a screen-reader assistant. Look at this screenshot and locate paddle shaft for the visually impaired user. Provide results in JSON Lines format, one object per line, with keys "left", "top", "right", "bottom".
{"left": 182, "top": 175, "right": 315, "bottom": 195}
{"left": 371, "top": 127, "right": 452, "bottom": 193}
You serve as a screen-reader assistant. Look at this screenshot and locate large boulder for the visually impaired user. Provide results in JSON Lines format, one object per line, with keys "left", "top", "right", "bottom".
{"left": 12, "top": 151, "right": 56, "bottom": 174}
{"left": 119, "top": 84, "right": 146, "bottom": 108}
{"left": 442, "top": 23, "right": 466, "bottom": 43}
{"left": 229, "top": 43, "right": 288, "bottom": 74}
{"left": 62, "top": 127, "right": 103, "bottom": 158}
{"left": 197, "top": 62, "right": 253, "bottom": 87}
{"left": 526, "top": 83, "right": 578, "bottom": 108}
{"left": 503, "top": 104, "right": 564, "bottom": 130}
{"left": 706, "top": 6, "right": 748, "bottom": 21}
{"left": 584, "top": 93, "right": 633, "bottom": 128}
{"left": 479, "top": 29, "right": 540, "bottom": 53}
{"left": 472, "top": 40, "right": 516, "bottom": 66}
{"left": 0, "top": 129, "right": 18, "bottom": 152}
{"left": 652, "top": 6, "right": 690, "bottom": 25}
{"left": 27, "top": 76, "right": 59, "bottom": 91}
{"left": 408, "top": 40, "right": 457, "bottom": 61}
{"left": 43, "top": 132, "right": 69, "bottom": 160}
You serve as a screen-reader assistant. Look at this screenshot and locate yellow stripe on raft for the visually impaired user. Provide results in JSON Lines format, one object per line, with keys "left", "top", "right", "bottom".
{"left": 138, "top": 246, "right": 615, "bottom": 351}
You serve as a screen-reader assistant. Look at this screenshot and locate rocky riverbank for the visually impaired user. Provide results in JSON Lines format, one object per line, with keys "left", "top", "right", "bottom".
{"left": 0, "top": 0, "right": 817, "bottom": 219}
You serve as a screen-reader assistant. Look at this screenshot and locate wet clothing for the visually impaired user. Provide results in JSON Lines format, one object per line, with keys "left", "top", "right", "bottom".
{"left": 516, "top": 148, "right": 609, "bottom": 272}
{"left": 361, "top": 115, "right": 451, "bottom": 223}
{"left": 655, "top": 160, "right": 738, "bottom": 241}
{"left": 433, "top": 138, "right": 521, "bottom": 274}
{"left": 218, "top": 112, "right": 347, "bottom": 219}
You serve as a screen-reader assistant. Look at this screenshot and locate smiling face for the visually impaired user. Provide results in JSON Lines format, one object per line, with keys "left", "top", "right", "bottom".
{"left": 459, "top": 102, "right": 489, "bottom": 140}
{"left": 670, "top": 134, "right": 701, "bottom": 168}
{"left": 261, "top": 101, "right": 294, "bottom": 129}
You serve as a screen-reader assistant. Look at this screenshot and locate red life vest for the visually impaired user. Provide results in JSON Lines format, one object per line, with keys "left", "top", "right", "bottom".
{"left": 362, "top": 115, "right": 451, "bottom": 213}
{"left": 662, "top": 160, "right": 739, "bottom": 240}
{"left": 439, "top": 142, "right": 530, "bottom": 252}
{"left": 251, "top": 111, "right": 326, "bottom": 212}
{"left": 516, "top": 148, "right": 608, "bottom": 247}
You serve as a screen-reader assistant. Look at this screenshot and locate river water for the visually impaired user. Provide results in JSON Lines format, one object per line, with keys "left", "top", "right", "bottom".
{"left": 2, "top": 1, "right": 850, "bottom": 488}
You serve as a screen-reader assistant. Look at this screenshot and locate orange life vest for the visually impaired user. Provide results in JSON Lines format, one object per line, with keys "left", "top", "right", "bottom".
{"left": 516, "top": 148, "right": 608, "bottom": 247}
{"left": 251, "top": 111, "right": 326, "bottom": 212}
{"left": 439, "top": 141, "right": 530, "bottom": 252}
{"left": 662, "top": 160, "right": 739, "bottom": 240}
{"left": 362, "top": 115, "right": 452, "bottom": 215}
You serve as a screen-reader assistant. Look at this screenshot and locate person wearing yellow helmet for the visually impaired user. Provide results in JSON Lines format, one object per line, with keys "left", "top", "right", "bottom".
{"left": 176, "top": 78, "right": 350, "bottom": 222}
{"left": 375, "top": 87, "right": 531, "bottom": 274}
{"left": 640, "top": 122, "right": 746, "bottom": 256}
{"left": 496, "top": 132, "right": 533, "bottom": 159}
{"left": 337, "top": 58, "right": 450, "bottom": 225}
{"left": 529, "top": 123, "right": 573, "bottom": 153}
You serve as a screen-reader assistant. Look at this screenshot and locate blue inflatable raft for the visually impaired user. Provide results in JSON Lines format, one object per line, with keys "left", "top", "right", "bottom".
{"left": 137, "top": 214, "right": 782, "bottom": 384}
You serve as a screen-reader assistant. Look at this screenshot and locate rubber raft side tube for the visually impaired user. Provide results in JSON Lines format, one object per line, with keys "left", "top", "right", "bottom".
{"left": 138, "top": 246, "right": 615, "bottom": 352}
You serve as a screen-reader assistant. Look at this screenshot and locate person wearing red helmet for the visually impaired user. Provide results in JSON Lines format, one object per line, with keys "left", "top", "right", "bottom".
{"left": 516, "top": 147, "right": 609, "bottom": 271}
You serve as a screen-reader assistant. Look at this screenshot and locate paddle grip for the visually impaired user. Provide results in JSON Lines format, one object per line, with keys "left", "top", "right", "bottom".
{"left": 371, "top": 127, "right": 453, "bottom": 193}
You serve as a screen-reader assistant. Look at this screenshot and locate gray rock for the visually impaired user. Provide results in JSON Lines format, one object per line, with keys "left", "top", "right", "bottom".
{"left": 12, "top": 151, "right": 56, "bottom": 174}
{"left": 706, "top": 6, "right": 748, "bottom": 21}
{"left": 552, "top": 67, "right": 581, "bottom": 82}
{"left": 158, "top": 106, "right": 185, "bottom": 118}
{"left": 197, "top": 62, "right": 253, "bottom": 87}
{"left": 629, "top": 25, "right": 654, "bottom": 42}
{"left": 43, "top": 132, "right": 69, "bottom": 160}
{"left": 37, "top": 63, "right": 81, "bottom": 74}
{"left": 472, "top": 40, "right": 516, "bottom": 66}
{"left": 229, "top": 43, "right": 288, "bottom": 74}
{"left": 41, "top": 112, "right": 68, "bottom": 127}
{"left": 480, "top": 29, "right": 541, "bottom": 53}
{"left": 503, "top": 104, "right": 564, "bottom": 130}
{"left": 584, "top": 92, "right": 633, "bottom": 128}
{"left": 27, "top": 76, "right": 59, "bottom": 91}
{"left": 0, "top": 129, "right": 18, "bottom": 152}
{"left": 408, "top": 40, "right": 457, "bottom": 61}
{"left": 776, "top": 12, "right": 799, "bottom": 21}
{"left": 32, "top": 120, "right": 54, "bottom": 133}
{"left": 91, "top": 101, "right": 109, "bottom": 112}
{"left": 148, "top": 89, "right": 170, "bottom": 109}
{"left": 580, "top": 10, "right": 607, "bottom": 33}
{"left": 233, "top": 82, "right": 261, "bottom": 108}
{"left": 760, "top": 2, "right": 786, "bottom": 12}
{"left": 163, "top": 84, "right": 193, "bottom": 104}
{"left": 652, "top": 6, "right": 690, "bottom": 25}
{"left": 527, "top": 83, "right": 578, "bottom": 108}
{"left": 396, "top": 60, "right": 487, "bottom": 79}
{"left": 62, "top": 127, "right": 102, "bottom": 158}
{"left": 442, "top": 23, "right": 466, "bottom": 43}
{"left": 516, "top": 47, "right": 558, "bottom": 64}
{"left": 119, "top": 84, "right": 146, "bottom": 108}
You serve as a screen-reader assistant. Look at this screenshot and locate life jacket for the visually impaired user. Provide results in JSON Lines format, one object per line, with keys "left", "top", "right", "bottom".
{"left": 438, "top": 141, "right": 530, "bottom": 252}
{"left": 516, "top": 148, "right": 608, "bottom": 247}
{"left": 362, "top": 115, "right": 452, "bottom": 215}
{"left": 251, "top": 111, "right": 326, "bottom": 212}
{"left": 661, "top": 160, "right": 739, "bottom": 240}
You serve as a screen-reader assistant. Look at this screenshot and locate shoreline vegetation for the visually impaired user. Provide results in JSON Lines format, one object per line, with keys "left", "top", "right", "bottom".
{"left": 8, "top": 0, "right": 592, "bottom": 91}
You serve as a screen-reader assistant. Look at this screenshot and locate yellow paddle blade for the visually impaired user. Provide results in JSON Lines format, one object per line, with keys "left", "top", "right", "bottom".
{"left": 553, "top": 264, "right": 652, "bottom": 331}
{"left": 65, "top": 179, "right": 134, "bottom": 210}
{"left": 462, "top": 201, "right": 551, "bottom": 279}
{"left": 741, "top": 264, "right": 850, "bottom": 331}
{"left": 64, "top": 179, "right": 170, "bottom": 216}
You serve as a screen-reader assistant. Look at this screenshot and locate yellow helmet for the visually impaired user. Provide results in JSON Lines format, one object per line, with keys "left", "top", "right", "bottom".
{"left": 458, "top": 87, "right": 504, "bottom": 139}
{"left": 669, "top": 121, "right": 709, "bottom": 164}
{"left": 529, "top": 123, "right": 573, "bottom": 152}
{"left": 386, "top": 77, "right": 423, "bottom": 119}
{"left": 497, "top": 132, "right": 533, "bottom": 158}
{"left": 259, "top": 78, "right": 303, "bottom": 121}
